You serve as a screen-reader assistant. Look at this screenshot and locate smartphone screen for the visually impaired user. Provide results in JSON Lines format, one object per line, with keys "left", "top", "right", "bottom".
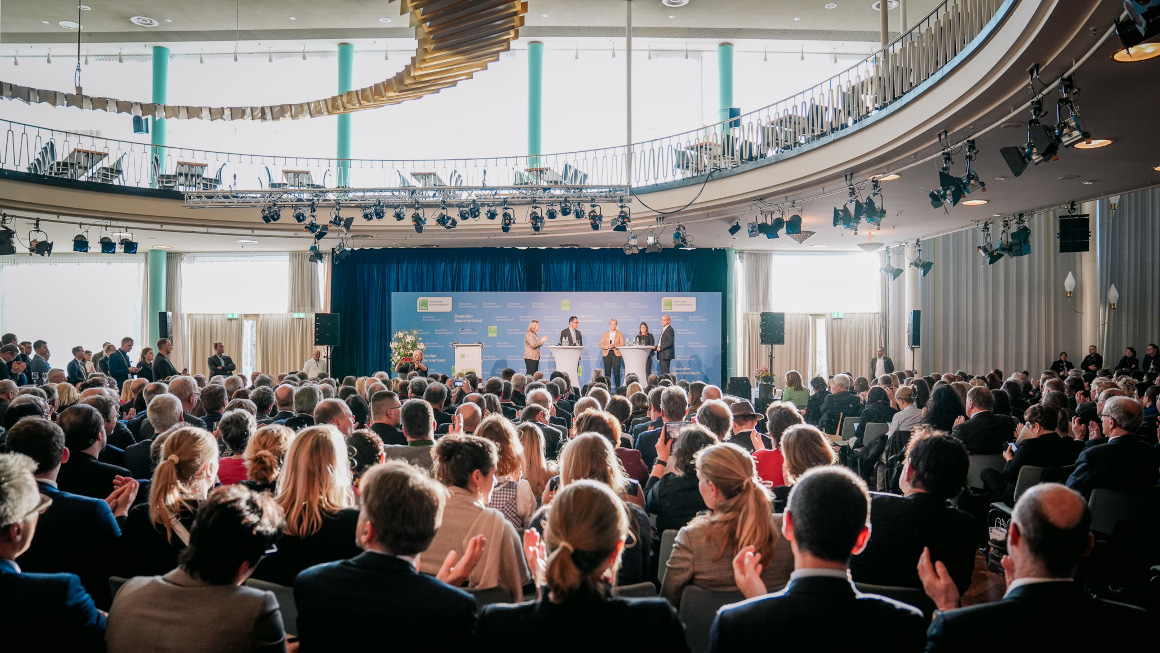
{"left": 664, "top": 422, "right": 682, "bottom": 442}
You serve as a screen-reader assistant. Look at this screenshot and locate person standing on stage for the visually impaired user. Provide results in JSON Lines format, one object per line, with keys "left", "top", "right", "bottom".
{"left": 635, "top": 322, "right": 656, "bottom": 378}
{"left": 396, "top": 349, "right": 429, "bottom": 377}
{"left": 524, "top": 320, "right": 549, "bottom": 376}
{"left": 656, "top": 315, "right": 675, "bottom": 376}
{"left": 560, "top": 316, "right": 583, "bottom": 346}
{"left": 600, "top": 319, "right": 626, "bottom": 389}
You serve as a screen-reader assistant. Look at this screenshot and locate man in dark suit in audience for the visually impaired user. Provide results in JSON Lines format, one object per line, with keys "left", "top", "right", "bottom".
{"left": 920, "top": 483, "right": 1149, "bottom": 652}
{"left": 267, "top": 384, "right": 297, "bottom": 424}
{"left": 712, "top": 466, "right": 927, "bottom": 652}
{"left": 423, "top": 382, "right": 454, "bottom": 429}
{"left": 636, "top": 386, "right": 688, "bottom": 466}
{"left": 631, "top": 388, "right": 664, "bottom": 441}
{"left": 207, "top": 341, "right": 237, "bottom": 378}
{"left": 6, "top": 417, "right": 137, "bottom": 609}
{"left": 67, "top": 345, "right": 88, "bottom": 385}
{"left": 151, "top": 338, "right": 181, "bottom": 381}
{"left": 295, "top": 460, "right": 481, "bottom": 649}
{"left": 55, "top": 404, "right": 132, "bottom": 500}
{"left": 278, "top": 384, "right": 319, "bottom": 432}
{"left": 369, "top": 390, "right": 406, "bottom": 446}
{"left": 0, "top": 453, "right": 107, "bottom": 652}
{"left": 199, "top": 383, "right": 228, "bottom": 433}
{"left": 1066, "top": 396, "right": 1160, "bottom": 498}
{"left": 851, "top": 431, "right": 976, "bottom": 594}
{"left": 950, "top": 386, "right": 1014, "bottom": 454}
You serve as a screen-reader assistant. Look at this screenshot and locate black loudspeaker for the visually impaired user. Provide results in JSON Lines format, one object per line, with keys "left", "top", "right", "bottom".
{"left": 315, "top": 313, "right": 341, "bottom": 347}
{"left": 158, "top": 311, "right": 173, "bottom": 340}
{"left": 726, "top": 376, "right": 752, "bottom": 399}
{"left": 760, "top": 312, "right": 785, "bottom": 346}
{"left": 907, "top": 310, "right": 921, "bottom": 348}
{"left": 1058, "top": 215, "right": 1090, "bottom": 253}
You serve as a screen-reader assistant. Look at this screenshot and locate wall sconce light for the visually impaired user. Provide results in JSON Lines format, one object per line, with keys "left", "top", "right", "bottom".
{"left": 1064, "top": 271, "right": 1076, "bottom": 298}
{"left": 1107, "top": 284, "right": 1119, "bottom": 311}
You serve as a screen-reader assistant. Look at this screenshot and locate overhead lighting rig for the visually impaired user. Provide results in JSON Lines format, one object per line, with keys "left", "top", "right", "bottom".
{"left": 881, "top": 247, "right": 903, "bottom": 280}
{"left": 928, "top": 133, "right": 985, "bottom": 210}
{"left": 909, "top": 239, "right": 934, "bottom": 277}
{"left": 611, "top": 199, "right": 631, "bottom": 232}
{"left": 672, "top": 224, "right": 693, "bottom": 249}
{"left": 587, "top": 203, "right": 603, "bottom": 231}
{"left": 999, "top": 69, "right": 1091, "bottom": 177}
{"left": 623, "top": 234, "right": 640, "bottom": 255}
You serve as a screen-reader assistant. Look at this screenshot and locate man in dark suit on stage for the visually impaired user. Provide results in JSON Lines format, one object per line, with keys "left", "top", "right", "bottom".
{"left": 294, "top": 460, "right": 481, "bottom": 650}
{"left": 656, "top": 314, "right": 675, "bottom": 376}
{"left": 0, "top": 453, "right": 108, "bottom": 652}
{"left": 67, "top": 345, "right": 88, "bottom": 385}
{"left": 560, "top": 315, "right": 583, "bottom": 346}
{"left": 152, "top": 338, "right": 181, "bottom": 380}
{"left": 920, "top": 483, "right": 1149, "bottom": 652}
{"left": 851, "top": 431, "right": 976, "bottom": 594}
{"left": 950, "top": 386, "right": 1014, "bottom": 454}
{"left": 1066, "top": 396, "right": 1160, "bottom": 498}
{"left": 712, "top": 466, "right": 927, "bottom": 652}
{"left": 869, "top": 347, "right": 895, "bottom": 380}
{"left": 207, "top": 341, "right": 236, "bottom": 378}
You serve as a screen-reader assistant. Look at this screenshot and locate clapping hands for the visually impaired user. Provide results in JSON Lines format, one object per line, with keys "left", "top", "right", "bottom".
{"left": 106, "top": 476, "right": 140, "bottom": 518}
{"left": 435, "top": 534, "right": 485, "bottom": 587}
{"left": 732, "top": 545, "right": 767, "bottom": 599}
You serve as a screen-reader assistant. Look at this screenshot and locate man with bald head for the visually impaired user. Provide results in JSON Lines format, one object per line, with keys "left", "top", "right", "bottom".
{"left": 450, "top": 402, "right": 482, "bottom": 436}
{"left": 701, "top": 385, "right": 723, "bottom": 402}
{"left": 314, "top": 398, "right": 356, "bottom": 437}
{"left": 268, "top": 384, "right": 296, "bottom": 423}
{"left": 921, "top": 484, "right": 1148, "bottom": 650}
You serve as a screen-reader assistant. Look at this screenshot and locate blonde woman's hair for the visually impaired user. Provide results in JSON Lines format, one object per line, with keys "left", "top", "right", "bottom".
{"left": 149, "top": 427, "right": 219, "bottom": 541}
{"left": 626, "top": 382, "right": 643, "bottom": 399}
{"left": 781, "top": 424, "right": 837, "bottom": 484}
{"left": 474, "top": 414, "right": 525, "bottom": 479}
{"left": 245, "top": 424, "right": 294, "bottom": 485}
{"left": 543, "top": 480, "right": 629, "bottom": 603}
{"left": 355, "top": 377, "right": 369, "bottom": 397}
{"left": 693, "top": 443, "right": 777, "bottom": 562}
{"left": 517, "top": 422, "right": 557, "bottom": 498}
{"left": 120, "top": 379, "right": 134, "bottom": 404}
{"left": 276, "top": 425, "right": 354, "bottom": 537}
{"left": 55, "top": 382, "right": 78, "bottom": 408}
{"left": 559, "top": 433, "right": 629, "bottom": 495}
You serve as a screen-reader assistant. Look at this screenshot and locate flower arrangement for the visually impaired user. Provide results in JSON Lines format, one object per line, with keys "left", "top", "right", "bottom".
{"left": 390, "top": 330, "right": 426, "bottom": 372}
{"left": 753, "top": 367, "right": 774, "bottom": 385}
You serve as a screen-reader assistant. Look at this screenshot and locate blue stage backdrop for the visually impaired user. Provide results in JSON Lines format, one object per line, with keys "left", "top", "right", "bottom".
{"left": 390, "top": 292, "right": 722, "bottom": 386}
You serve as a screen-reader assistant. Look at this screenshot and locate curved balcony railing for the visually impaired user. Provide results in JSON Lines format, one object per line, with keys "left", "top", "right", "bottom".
{"left": 0, "top": 0, "right": 1010, "bottom": 205}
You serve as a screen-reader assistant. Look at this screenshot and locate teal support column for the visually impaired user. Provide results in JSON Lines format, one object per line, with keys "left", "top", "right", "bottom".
{"left": 718, "top": 42, "right": 734, "bottom": 123}
{"left": 527, "top": 41, "right": 544, "bottom": 166}
{"left": 724, "top": 248, "right": 737, "bottom": 379}
{"left": 337, "top": 43, "right": 354, "bottom": 187}
{"left": 150, "top": 46, "right": 169, "bottom": 188}
{"left": 147, "top": 250, "right": 167, "bottom": 344}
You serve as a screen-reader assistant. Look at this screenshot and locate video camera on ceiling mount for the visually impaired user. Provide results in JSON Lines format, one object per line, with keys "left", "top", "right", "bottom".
{"left": 999, "top": 69, "right": 1091, "bottom": 177}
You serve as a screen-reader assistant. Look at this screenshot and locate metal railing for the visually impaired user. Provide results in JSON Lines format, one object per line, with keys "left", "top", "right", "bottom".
{"left": 0, "top": 0, "right": 1009, "bottom": 203}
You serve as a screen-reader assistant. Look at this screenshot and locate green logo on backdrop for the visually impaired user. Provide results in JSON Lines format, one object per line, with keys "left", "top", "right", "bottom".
{"left": 418, "top": 299, "right": 429, "bottom": 311}
{"left": 662, "top": 298, "right": 673, "bottom": 311}
{"left": 488, "top": 326, "right": 498, "bottom": 337}
{"left": 561, "top": 300, "right": 570, "bottom": 310}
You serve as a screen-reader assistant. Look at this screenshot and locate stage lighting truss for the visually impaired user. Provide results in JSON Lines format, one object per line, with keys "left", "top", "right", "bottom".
{"left": 928, "top": 135, "right": 985, "bottom": 211}
{"left": 672, "top": 224, "right": 693, "bottom": 249}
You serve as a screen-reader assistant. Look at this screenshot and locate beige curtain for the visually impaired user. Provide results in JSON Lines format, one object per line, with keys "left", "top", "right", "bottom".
{"left": 186, "top": 314, "right": 244, "bottom": 378}
{"left": 742, "top": 313, "right": 814, "bottom": 384}
{"left": 256, "top": 314, "right": 316, "bottom": 376}
{"left": 825, "top": 313, "right": 881, "bottom": 380}
{"left": 166, "top": 253, "right": 187, "bottom": 370}
{"left": 288, "top": 252, "right": 321, "bottom": 314}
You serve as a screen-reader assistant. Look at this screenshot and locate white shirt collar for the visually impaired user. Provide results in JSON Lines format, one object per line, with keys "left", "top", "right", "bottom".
{"left": 789, "top": 568, "right": 850, "bottom": 581}
{"left": 35, "top": 477, "right": 58, "bottom": 488}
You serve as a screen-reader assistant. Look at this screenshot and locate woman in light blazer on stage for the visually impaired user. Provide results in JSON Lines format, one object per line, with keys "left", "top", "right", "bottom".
{"left": 525, "top": 320, "right": 549, "bottom": 376}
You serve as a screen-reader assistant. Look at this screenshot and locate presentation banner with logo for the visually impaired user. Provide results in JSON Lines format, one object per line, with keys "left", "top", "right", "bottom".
{"left": 391, "top": 292, "right": 722, "bottom": 386}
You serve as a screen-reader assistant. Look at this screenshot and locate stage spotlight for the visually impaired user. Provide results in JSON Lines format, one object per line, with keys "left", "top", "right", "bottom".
{"left": 747, "top": 222, "right": 759, "bottom": 238}
{"left": 120, "top": 237, "right": 138, "bottom": 254}
{"left": 261, "top": 203, "right": 281, "bottom": 223}
{"left": 332, "top": 244, "right": 353, "bottom": 263}
{"left": 308, "top": 244, "right": 325, "bottom": 264}
{"left": 436, "top": 203, "right": 458, "bottom": 230}
{"left": 361, "top": 205, "right": 374, "bottom": 221}
{"left": 728, "top": 221, "right": 741, "bottom": 236}
{"left": 862, "top": 180, "right": 886, "bottom": 227}
{"left": 530, "top": 209, "right": 546, "bottom": 233}
{"left": 457, "top": 204, "right": 471, "bottom": 222}
{"left": 758, "top": 217, "right": 784, "bottom": 239}
{"left": 72, "top": 234, "right": 89, "bottom": 253}
{"left": 99, "top": 236, "right": 117, "bottom": 254}
{"left": 785, "top": 214, "right": 803, "bottom": 234}
{"left": 341, "top": 216, "right": 355, "bottom": 234}
{"left": 1006, "top": 224, "right": 1032, "bottom": 257}
{"left": 0, "top": 226, "right": 16, "bottom": 255}
{"left": 833, "top": 206, "right": 857, "bottom": 230}
{"left": 373, "top": 200, "right": 387, "bottom": 220}
{"left": 623, "top": 234, "right": 639, "bottom": 255}
{"left": 411, "top": 209, "right": 425, "bottom": 234}
{"left": 673, "top": 225, "right": 693, "bottom": 249}
{"left": 910, "top": 257, "right": 933, "bottom": 276}
{"left": 546, "top": 204, "right": 559, "bottom": 220}
{"left": 501, "top": 210, "right": 515, "bottom": 233}
{"left": 573, "top": 201, "right": 587, "bottom": 219}
{"left": 486, "top": 205, "right": 499, "bottom": 220}
{"left": 559, "top": 202, "right": 572, "bottom": 217}
{"left": 587, "top": 203, "right": 603, "bottom": 231}
{"left": 293, "top": 207, "right": 308, "bottom": 223}
{"left": 469, "top": 200, "right": 481, "bottom": 220}
{"left": 393, "top": 205, "right": 406, "bottom": 221}
{"left": 30, "top": 239, "right": 52, "bottom": 256}
{"left": 611, "top": 202, "right": 630, "bottom": 232}
{"left": 645, "top": 234, "right": 662, "bottom": 253}
{"left": 881, "top": 262, "right": 903, "bottom": 280}
{"left": 315, "top": 224, "right": 330, "bottom": 241}
{"left": 977, "top": 223, "right": 1004, "bottom": 264}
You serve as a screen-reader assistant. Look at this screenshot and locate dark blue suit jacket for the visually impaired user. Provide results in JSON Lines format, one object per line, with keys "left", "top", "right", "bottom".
{"left": 17, "top": 481, "right": 121, "bottom": 609}
{"left": 1066, "top": 434, "right": 1160, "bottom": 499}
{"left": 0, "top": 559, "right": 106, "bottom": 651}
{"left": 294, "top": 551, "right": 476, "bottom": 650}
{"left": 925, "top": 581, "right": 1149, "bottom": 652}
{"left": 56, "top": 452, "right": 131, "bottom": 501}
{"left": 477, "top": 591, "right": 686, "bottom": 650}
{"left": 106, "top": 349, "right": 134, "bottom": 387}
{"left": 635, "top": 426, "right": 662, "bottom": 466}
{"left": 67, "top": 359, "right": 88, "bottom": 385}
{"left": 710, "top": 576, "right": 926, "bottom": 653}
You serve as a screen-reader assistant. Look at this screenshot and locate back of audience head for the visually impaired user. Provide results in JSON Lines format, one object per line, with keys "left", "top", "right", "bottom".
{"left": 587, "top": 387, "right": 611, "bottom": 410}
{"left": 294, "top": 384, "right": 320, "bottom": 416}
{"left": 400, "top": 399, "right": 434, "bottom": 440}
{"left": 764, "top": 401, "right": 805, "bottom": 447}
{"left": 1023, "top": 403, "right": 1059, "bottom": 434}
{"left": 57, "top": 403, "right": 104, "bottom": 452}
{"left": 696, "top": 399, "right": 734, "bottom": 441}
{"left": 572, "top": 396, "right": 601, "bottom": 418}
{"left": 660, "top": 386, "right": 689, "bottom": 422}
{"left": 219, "top": 409, "right": 257, "bottom": 456}
{"left": 433, "top": 434, "right": 498, "bottom": 492}
{"left": 346, "top": 429, "right": 385, "bottom": 486}
{"left": 473, "top": 415, "right": 525, "bottom": 479}
{"left": 694, "top": 442, "right": 777, "bottom": 561}
{"left": 245, "top": 424, "right": 294, "bottom": 487}
{"left": 1010, "top": 483, "right": 1092, "bottom": 578}
{"left": 781, "top": 424, "right": 837, "bottom": 484}
{"left": 6, "top": 417, "right": 66, "bottom": 475}
{"left": 672, "top": 425, "right": 719, "bottom": 476}
{"left": 605, "top": 395, "right": 632, "bottom": 426}
{"left": 151, "top": 427, "right": 220, "bottom": 541}
{"left": 358, "top": 461, "right": 448, "bottom": 556}
{"left": 785, "top": 466, "right": 870, "bottom": 565}
{"left": 3, "top": 395, "right": 47, "bottom": 430}
{"left": 1104, "top": 396, "right": 1142, "bottom": 434}
{"left": 148, "top": 393, "right": 185, "bottom": 434}
{"left": 901, "top": 430, "right": 968, "bottom": 500}
{"left": 560, "top": 433, "right": 628, "bottom": 495}
{"left": 542, "top": 480, "right": 629, "bottom": 603}
{"left": 276, "top": 425, "right": 353, "bottom": 537}
{"left": 0, "top": 453, "right": 40, "bottom": 555}
{"left": 573, "top": 410, "right": 623, "bottom": 449}
{"left": 179, "top": 484, "right": 284, "bottom": 585}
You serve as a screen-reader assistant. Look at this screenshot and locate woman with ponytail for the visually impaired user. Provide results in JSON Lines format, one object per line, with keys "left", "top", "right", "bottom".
{"left": 661, "top": 443, "right": 793, "bottom": 606}
{"left": 476, "top": 480, "right": 687, "bottom": 649}
{"left": 239, "top": 423, "right": 294, "bottom": 494}
{"left": 251, "top": 425, "right": 361, "bottom": 585}
{"left": 119, "top": 427, "right": 219, "bottom": 577}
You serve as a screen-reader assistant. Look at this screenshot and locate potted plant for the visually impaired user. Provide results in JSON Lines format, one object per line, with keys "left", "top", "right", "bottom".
{"left": 754, "top": 367, "right": 775, "bottom": 400}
